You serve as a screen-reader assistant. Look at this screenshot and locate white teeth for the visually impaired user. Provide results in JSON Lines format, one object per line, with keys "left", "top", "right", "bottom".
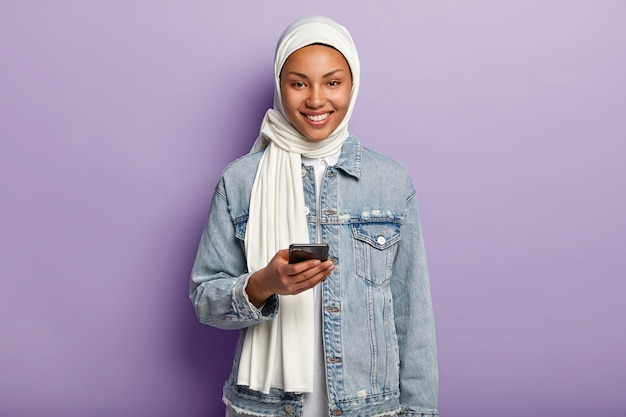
{"left": 306, "top": 113, "right": 330, "bottom": 122}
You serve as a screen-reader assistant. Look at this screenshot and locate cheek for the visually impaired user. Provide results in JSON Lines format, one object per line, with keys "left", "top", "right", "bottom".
{"left": 280, "top": 90, "right": 299, "bottom": 113}
{"left": 280, "top": 94, "right": 301, "bottom": 126}
{"left": 334, "top": 89, "right": 351, "bottom": 111}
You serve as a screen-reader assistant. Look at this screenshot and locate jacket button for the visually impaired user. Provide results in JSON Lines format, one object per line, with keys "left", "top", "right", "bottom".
{"left": 301, "top": 168, "right": 306, "bottom": 177}
{"left": 377, "top": 235, "right": 386, "bottom": 245}
{"left": 304, "top": 207, "right": 310, "bottom": 215}
{"left": 284, "top": 404, "right": 294, "bottom": 414}
{"left": 332, "top": 410, "right": 343, "bottom": 416}
{"left": 328, "top": 357, "right": 341, "bottom": 363}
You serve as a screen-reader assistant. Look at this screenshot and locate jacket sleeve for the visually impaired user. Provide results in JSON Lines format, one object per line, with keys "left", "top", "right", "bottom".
{"left": 189, "top": 177, "right": 278, "bottom": 330}
{"left": 392, "top": 187, "right": 439, "bottom": 417}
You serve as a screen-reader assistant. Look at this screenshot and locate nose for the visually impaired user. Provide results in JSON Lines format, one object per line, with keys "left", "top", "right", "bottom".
{"left": 306, "top": 86, "right": 325, "bottom": 108}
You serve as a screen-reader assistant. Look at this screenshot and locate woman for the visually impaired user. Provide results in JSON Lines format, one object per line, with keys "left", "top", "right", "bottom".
{"left": 190, "top": 16, "right": 438, "bottom": 417}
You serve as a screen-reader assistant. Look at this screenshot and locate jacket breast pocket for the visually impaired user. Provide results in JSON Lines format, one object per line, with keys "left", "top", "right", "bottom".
{"left": 351, "top": 222, "right": 401, "bottom": 286}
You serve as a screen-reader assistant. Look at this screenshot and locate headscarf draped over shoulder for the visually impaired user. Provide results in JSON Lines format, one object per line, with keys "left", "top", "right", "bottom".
{"left": 239, "top": 16, "right": 360, "bottom": 395}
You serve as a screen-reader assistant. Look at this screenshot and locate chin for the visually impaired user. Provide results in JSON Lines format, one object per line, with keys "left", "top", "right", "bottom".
{"left": 299, "top": 127, "right": 335, "bottom": 142}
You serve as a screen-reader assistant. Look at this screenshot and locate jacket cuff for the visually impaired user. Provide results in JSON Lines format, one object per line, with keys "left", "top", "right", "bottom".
{"left": 232, "top": 273, "right": 278, "bottom": 320}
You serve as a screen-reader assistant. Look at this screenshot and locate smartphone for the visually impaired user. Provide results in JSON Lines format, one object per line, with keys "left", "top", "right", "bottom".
{"left": 288, "top": 243, "right": 329, "bottom": 264}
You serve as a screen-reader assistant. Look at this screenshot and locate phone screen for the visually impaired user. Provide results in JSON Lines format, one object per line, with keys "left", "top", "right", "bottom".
{"left": 288, "top": 243, "right": 329, "bottom": 264}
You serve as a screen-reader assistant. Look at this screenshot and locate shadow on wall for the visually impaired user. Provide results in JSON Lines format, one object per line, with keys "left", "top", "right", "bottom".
{"left": 168, "top": 65, "right": 275, "bottom": 415}
{"left": 171, "top": 208, "right": 239, "bottom": 415}
{"left": 182, "top": 315, "right": 238, "bottom": 414}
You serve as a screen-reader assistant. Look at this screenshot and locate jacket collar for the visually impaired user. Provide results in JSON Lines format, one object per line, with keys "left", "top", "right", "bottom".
{"left": 335, "top": 134, "right": 362, "bottom": 179}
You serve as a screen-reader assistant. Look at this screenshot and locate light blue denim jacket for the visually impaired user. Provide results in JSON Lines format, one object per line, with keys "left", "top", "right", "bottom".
{"left": 190, "top": 135, "right": 438, "bottom": 417}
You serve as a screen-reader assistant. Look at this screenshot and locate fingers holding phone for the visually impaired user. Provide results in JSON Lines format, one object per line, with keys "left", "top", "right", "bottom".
{"left": 246, "top": 246, "right": 334, "bottom": 306}
{"left": 287, "top": 244, "right": 334, "bottom": 293}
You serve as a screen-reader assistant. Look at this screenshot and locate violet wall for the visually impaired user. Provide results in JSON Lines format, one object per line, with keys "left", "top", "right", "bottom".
{"left": 1, "top": 1, "right": 624, "bottom": 416}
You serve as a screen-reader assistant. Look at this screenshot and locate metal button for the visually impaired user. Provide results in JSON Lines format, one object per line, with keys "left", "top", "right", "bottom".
{"left": 377, "top": 235, "right": 386, "bottom": 245}
{"left": 284, "top": 404, "right": 294, "bottom": 413}
{"left": 304, "top": 207, "right": 310, "bottom": 215}
{"left": 324, "top": 209, "right": 336, "bottom": 215}
{"left": 332, "top": 410, "right": 343, "bottom": 416}
{"left": 301, "top": 168, "right": 306, "bottom": 177}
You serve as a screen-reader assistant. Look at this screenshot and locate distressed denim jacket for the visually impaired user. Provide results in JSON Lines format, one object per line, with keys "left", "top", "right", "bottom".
{"left": 190, "top": 135, "right": 438, "bottom": 417}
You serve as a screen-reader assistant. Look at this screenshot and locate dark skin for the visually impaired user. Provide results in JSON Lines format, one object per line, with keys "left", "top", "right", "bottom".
{"left": 246, "top": 249, "right": 335, "bottom": 308}
{"left": 246, "top": 45, "right": 344, "bottom": 308}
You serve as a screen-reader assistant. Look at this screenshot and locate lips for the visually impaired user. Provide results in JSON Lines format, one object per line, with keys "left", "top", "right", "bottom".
{"left": 305, "top": 112, "right": 331, "bottom": 122}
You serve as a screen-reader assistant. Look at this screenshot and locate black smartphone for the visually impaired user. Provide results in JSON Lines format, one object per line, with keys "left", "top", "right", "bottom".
{"left": 288, "top": 243, "right": 329, "bottom": 264}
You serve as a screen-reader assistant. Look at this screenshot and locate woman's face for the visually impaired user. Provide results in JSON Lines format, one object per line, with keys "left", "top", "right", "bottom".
{"left": 280, "top": 44, "right": 352, "bottom": 142}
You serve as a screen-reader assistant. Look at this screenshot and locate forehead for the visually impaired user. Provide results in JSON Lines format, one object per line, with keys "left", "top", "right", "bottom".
{"left": 280, "top": 44, "right": 350, "bottom": 75}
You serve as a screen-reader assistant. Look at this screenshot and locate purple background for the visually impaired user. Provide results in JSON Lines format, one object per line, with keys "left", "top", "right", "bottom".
{"left": 1, "top": 1, "right": 625, "bottom": 416}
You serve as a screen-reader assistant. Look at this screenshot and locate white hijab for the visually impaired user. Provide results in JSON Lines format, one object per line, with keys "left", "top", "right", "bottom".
{"left": 237, "top": 16, "right": 360, "bottom": 394}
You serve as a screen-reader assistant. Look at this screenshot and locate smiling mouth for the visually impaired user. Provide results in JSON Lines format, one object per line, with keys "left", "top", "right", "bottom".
{"left": 305, "top": 112, "right": 331, "bottom": 122}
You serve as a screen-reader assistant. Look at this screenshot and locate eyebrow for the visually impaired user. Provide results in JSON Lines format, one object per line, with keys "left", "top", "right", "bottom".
{"left": 284, "top": 69, "right": 346, "bottom": 79}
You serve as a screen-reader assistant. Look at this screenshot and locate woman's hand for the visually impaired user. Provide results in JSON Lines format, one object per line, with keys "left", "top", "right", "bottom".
{"left": 246, "top": 249, "right": 335, "bottom": 308}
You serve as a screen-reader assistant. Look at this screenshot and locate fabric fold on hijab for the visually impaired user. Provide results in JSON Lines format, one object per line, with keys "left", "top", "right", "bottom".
{"left": 237, "top": 16, "right": 360, "bottom": 394}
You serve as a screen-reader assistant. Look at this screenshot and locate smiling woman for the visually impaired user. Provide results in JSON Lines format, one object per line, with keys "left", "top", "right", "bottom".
{"left": 279, "top": 44, "right": 352, "bottom": 142}
{"left": 190, "top": 15, "right": 438, "bottom": 417}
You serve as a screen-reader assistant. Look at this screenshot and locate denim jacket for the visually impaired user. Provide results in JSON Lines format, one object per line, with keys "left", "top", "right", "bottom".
{"left": 190, "top": 135, "right": 438, "bottom": 417}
